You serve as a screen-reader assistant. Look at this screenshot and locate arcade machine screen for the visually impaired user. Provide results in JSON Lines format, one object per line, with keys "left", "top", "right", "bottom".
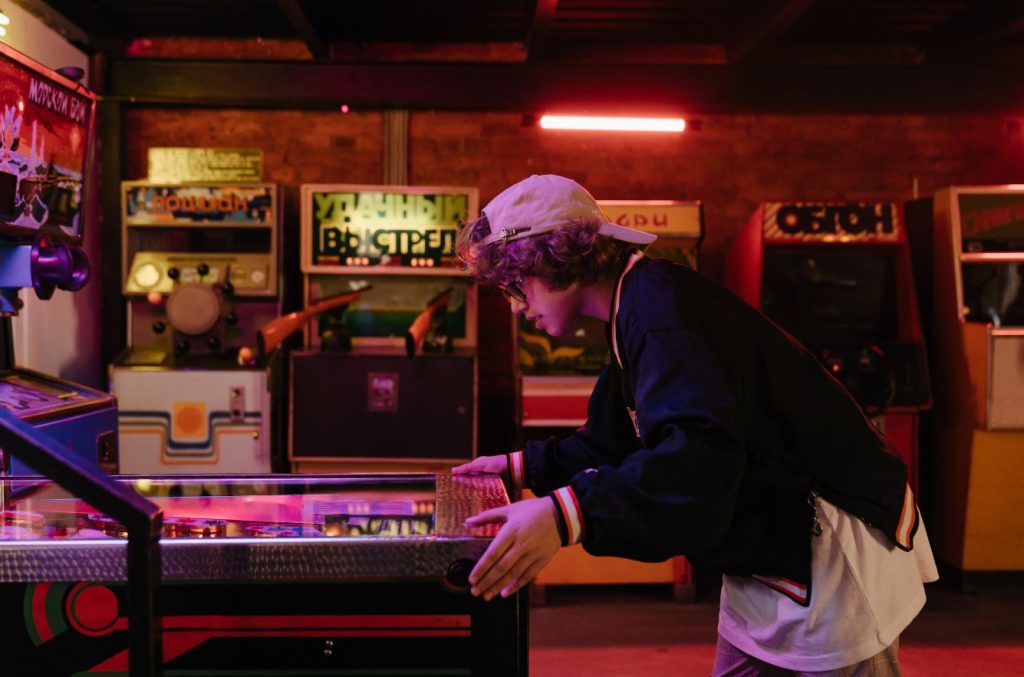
{"left": 759, "top": 245, "right": 922, "bottom": 411}
{"left": 761, "top": 247, "right": 899, "bottom": 345}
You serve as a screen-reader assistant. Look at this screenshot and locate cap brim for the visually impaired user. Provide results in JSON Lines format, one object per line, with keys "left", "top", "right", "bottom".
{"left": 597, "top": 222, "right": 658, "bottom": 244}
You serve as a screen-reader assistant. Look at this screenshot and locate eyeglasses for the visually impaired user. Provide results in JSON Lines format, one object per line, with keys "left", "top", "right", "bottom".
{"left": 499, "top": 276, "right": 527, "bottom": 303}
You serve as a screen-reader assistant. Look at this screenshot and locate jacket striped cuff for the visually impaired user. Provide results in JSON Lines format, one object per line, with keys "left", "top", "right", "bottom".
{"left": 551, "top": 486, "right": 584, "bottom": 545}
{"left": 506, "top": 451, "right": 525, "bottom": 491}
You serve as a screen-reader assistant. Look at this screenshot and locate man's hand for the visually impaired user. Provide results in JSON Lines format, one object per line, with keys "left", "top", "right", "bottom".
{"left": 452, "top": 455, "right": 507, "bottom": 475}
{"left": 464, "top": 497, "right": 562, "bottom": 601}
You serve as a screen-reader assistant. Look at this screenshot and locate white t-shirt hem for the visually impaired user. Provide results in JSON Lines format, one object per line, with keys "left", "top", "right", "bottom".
{"left": 717, "top": 497, "right": 936, "bottom": 672}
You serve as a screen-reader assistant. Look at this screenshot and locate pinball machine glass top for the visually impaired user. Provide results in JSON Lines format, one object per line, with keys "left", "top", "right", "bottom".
{"left": 0, "top": 42, "right": 96, "bottom": 246}
{"left": 0, "top": 474, "right": 444, "bottom": 541}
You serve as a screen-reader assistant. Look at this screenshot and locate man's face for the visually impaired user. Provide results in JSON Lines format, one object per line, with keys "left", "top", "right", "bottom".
{"left": 504, "top": 275, "right": 583, "bottom": 337}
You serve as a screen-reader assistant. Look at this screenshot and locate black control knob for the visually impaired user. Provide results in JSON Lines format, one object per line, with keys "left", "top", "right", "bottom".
{"left": 225, "top": 311, "right": 239, "bottom": 326}
{"left": 152, "top": 320, "right": 166, "bottom": 334}
{"left": 445, "top": 558, "right": 475, "bottom": 589}
{"left": 207, "top": 336, "right": 221, "bottom": 351}
{"left": 175, "top": 339, "right": 190, "bottom": 355}
{"left": 167, "top": 267, "right": 180, "bottom": 281}
{"left": 197, "top": 262, "right": 209, "bottom": 277}
{"left": 222, "top": 281, "right": 235, "bottom": 296}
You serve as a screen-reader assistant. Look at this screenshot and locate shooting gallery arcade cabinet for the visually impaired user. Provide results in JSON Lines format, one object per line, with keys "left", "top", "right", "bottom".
{"left": 290, "top": 184, "right": 478, "bottom": 472}
{"left": 921, "top": 187, "right": 1024, "bottom": 578}
{"left": 725, "top": 201, "right": 931, "bottom": 492}
{"left": 519, "top": 200, "right": 703, "bottom": 599}
{"left": 0, "top": 43, "right": 117, "bottom": 474}
{"left": 110, "top": 182, "right": 283, "bottom": 473}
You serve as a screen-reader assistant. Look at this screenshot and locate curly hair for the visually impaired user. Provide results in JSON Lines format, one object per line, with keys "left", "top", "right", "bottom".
{"left": 455, "top": 214, "right": 636, "bottom": 290}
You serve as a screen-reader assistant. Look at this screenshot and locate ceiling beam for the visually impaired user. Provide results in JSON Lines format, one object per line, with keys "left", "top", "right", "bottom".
{"left": 275, "top": 0, "right": 328, "bottom": 60}
{"left": 926, "top": 1, "right": 1024, "bottom": 63}
{"left": 106, "top": 59, "right": 1024, "bottom": 114}
{"left": 526, "top": 0, "right": 559, "bottom": 62}
{"left": 726, "top": 0, "right": 820, "bottom": 64}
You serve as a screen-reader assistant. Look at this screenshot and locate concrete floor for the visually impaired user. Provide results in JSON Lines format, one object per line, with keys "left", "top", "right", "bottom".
{"left": 529, "top": 579, "right": 1024, "bottom": 676}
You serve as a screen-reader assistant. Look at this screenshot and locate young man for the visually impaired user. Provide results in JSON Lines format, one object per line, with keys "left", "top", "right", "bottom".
{"left": 454, "top": 174, "right": 937, "bottom": 675}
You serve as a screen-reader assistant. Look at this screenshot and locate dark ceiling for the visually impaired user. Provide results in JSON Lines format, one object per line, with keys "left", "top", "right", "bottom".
{"left": 16, "top": 0, "right": 1024, "bottom": 113}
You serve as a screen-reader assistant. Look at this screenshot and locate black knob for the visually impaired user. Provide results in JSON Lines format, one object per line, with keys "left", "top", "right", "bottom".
{"left": 222, "top": 281, "right": 235, "bottom": 295}
{"left": 225, "top": 311, "right": 239, "bottom": 326}
{"left": 175, "top": 340, "right": 189, "bottom": 355}
{"left": 197, "top": 262, "right": 209, "bottom": 277}
{"left": 167, "top": 267, "right": 180, "bottom": 281}
{"left": 207, "top": 336, "right": 221, "bottom": 351}
{"left": 152, "top": 321, "right": 166, "bottom": 334}
{"left": 445, "top": 558, "right": 475, "bottom": 589}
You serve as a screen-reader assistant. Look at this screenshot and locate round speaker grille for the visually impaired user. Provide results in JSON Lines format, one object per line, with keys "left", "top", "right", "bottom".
{"left": 166, "top": 283, "right": 220, "bottom": 335}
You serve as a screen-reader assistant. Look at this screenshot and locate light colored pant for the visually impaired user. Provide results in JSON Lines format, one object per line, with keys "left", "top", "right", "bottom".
{"left": 711, "top": 634, "right": 900, "bottom": 677}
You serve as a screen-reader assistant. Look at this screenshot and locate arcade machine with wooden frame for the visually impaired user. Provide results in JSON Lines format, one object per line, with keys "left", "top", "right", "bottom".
{"left": 517, "top": 200, "right": 703, "bottom": 601}
{"left": 912, "top": 186, "right": 1024, "bottom": 581}
{"left": 289, "top": 183, "right": 479, "bottom": 473}
{"left": 0, "top": 42, "right": 117, "bottom": 474}
{"left": 110, "top": 182, "right": 283, "bottom": 473}
{"left": 725, "top": 201, "right": 932, "bottom": 493}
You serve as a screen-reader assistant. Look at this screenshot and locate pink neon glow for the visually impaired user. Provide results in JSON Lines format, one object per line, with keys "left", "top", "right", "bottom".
{"left": 539, "top": 115, "right": 685, "bottom": 132}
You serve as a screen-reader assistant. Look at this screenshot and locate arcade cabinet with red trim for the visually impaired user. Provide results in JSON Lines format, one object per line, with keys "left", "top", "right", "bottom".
{"left": 725, "top": 201, "right": 932, "bottom": 494}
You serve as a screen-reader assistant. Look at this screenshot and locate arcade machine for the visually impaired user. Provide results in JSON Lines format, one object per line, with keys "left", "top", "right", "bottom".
{"left": 725, "top": 201, "right": 931, "bottom": 492}
{"left": 289, "top": 183, "right": 479, "bottom": 472}
{"left": 109, "top": 182, "right": 283, "bottom": 473}
{"left": 518, "top": 199, "right": 703, "bottom": 600}
{"left": 0, "top": 42, "right": 117, "bottom": 474}
{"left": 0, "top": 471, "right": 527, "bottom": 675}
{"left": 908, "top": 186, "right": 1024, "bottom": 581}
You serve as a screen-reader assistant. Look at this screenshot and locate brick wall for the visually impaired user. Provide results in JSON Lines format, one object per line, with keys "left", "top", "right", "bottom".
{"left": 122, "top": 105, "right": 1024, "bottom": 453}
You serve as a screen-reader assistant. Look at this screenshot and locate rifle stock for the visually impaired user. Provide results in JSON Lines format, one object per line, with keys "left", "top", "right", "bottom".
{"left": 405, "top": 287, "right": 453, "bottom": 357}
{"left": 258, "top": 289, "right": 366, "bottom": 356}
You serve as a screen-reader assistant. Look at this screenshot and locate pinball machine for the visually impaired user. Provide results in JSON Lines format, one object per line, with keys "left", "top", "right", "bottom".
{"left": 0, "top": 41, "right": 117, "bottom": 474}
{"left": 518, "top": 199, "right": 703, "bottom": 600}
{"left": 725, "top": 201, "right": 932, "bottom": 493}
{"left": 0, "top": 471, "right": 527, "bottom": 676}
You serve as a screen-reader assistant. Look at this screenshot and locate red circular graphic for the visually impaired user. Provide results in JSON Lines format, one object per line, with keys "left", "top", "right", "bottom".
{"left": 70, "top": 584, "right": 119, "bottom": 634}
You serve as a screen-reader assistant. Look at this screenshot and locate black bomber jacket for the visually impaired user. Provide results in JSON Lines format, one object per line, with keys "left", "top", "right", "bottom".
{"left": 520, "top": 255, "right": 918, "bottom": 605}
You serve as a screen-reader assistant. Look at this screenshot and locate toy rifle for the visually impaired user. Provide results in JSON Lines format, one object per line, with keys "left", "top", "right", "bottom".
{"left": 405, "top": 287, "right": 453, "bottom": 358}
{"left": 257, "top": 286, "right": 370, "bottom": 358}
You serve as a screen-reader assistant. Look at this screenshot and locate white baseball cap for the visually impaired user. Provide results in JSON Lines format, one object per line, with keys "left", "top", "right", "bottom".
{"left": 480, "top": 175, "right": 657, "bottom": 246}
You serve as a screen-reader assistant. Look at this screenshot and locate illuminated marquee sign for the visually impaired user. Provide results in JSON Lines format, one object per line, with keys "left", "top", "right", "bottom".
{"left": 122, "top": 183, "right": 276, "bottom": 226}
{"left": 762, "top": 202, "right": 900, "bottom": 242}
{"left": 599, "top": 201, "right": 702, "bottom": 238}
{"left": 0, "top": 42, "right": 96, "bottom": 244}
{"left": 304, "top": 185, "right": 475, "bottom": 270}
{"left": 955, "top": 192, "right": 1024, "bottom": 251}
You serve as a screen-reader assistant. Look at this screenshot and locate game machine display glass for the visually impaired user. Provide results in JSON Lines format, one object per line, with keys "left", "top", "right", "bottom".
{"left": 0, "top": 471, "right": 527, "bottom": 675}
{"left": 909, "top": 187, "right": 1024, "bottom": 578}
{"left": 725, "top": 201, "right": 931, "bottom": 492}
{"left": 517, "top": 200, "right": 703, "bottom": 600}
{"left": 110, "top": 181, "right": 283, "bottom": 474}
{"left": 0, "top": 42, "right": 117, "bottom": 474}
{"left": 290, "top": 184, "right": 479, "bottom": 472}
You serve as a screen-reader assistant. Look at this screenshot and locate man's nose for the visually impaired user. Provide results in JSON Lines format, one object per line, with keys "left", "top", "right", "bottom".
{"left": 509, "top": 297, "right": 527, "bottom": 313}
